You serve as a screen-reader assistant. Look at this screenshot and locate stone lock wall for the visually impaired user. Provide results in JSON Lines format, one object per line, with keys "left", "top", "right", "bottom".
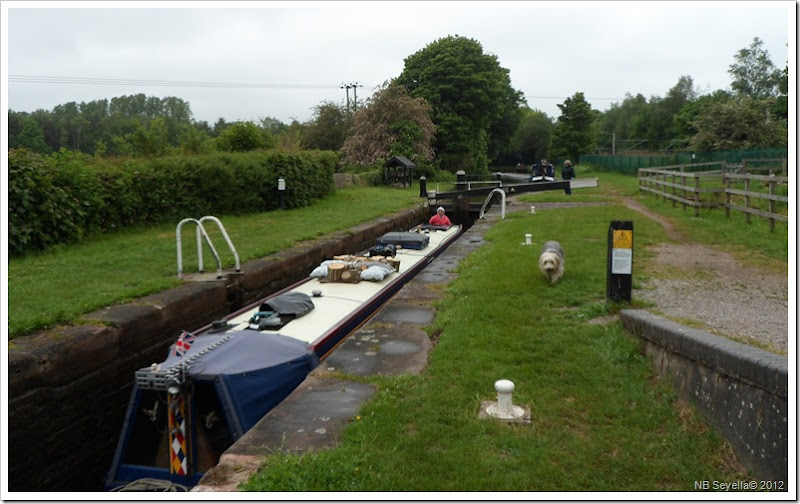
{"left": 7, "top": 207, "right": 424, "bottom": 491}
{"left": 620, "top": 309, "right": 788, "bottom": 482}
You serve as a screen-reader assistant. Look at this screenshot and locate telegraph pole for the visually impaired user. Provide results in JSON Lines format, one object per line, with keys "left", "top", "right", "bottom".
{"left": 341, "top": 83, "right": 351, "bottom": 114}
{"left": 341, "top": 82, "right": 363, "bottom": 114}
{"left": 351, "top": 82, "right": 363, "bottom": 110}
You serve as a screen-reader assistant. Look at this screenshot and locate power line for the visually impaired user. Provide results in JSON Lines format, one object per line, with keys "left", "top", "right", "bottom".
{"left": 523, "top": 94, "right": 623, "bottom": 102}
{"left": 8, "top": 74, "right": 343, "bottom": 90}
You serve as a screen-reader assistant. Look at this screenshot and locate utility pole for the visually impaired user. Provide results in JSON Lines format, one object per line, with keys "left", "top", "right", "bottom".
{"left": 351, "top": 82, "right": 363, "bottom": 111}
{"left": 341, "top": 83, "right": 351, "bottom": 114}
{"left": 341, "top": 82, "right": 363, "bottom": 114}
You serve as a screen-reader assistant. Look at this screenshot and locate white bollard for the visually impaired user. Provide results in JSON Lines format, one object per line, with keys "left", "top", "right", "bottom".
{"left": 530, "top": 205, "right": 536, "bottom": 214}
{"left": 495, "top": 379, "right": 515, "bottom": 416}
{"left": 525, "top": 234, "right": 532, "bottom": 246}
{"left": 485, "top": 379, "right": 525, "bottom": 420}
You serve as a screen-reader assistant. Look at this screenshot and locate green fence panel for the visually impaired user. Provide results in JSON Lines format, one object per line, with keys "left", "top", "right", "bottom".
{"left": 582, "top": 148, "right": 787, "bottom": 173}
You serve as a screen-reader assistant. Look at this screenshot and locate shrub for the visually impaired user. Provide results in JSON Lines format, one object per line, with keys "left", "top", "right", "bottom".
{"left": 9, "top": 149, "right": 82, "bottom": 255}
{"left": 8, "top": 148, "right": 339, "bottom": 256}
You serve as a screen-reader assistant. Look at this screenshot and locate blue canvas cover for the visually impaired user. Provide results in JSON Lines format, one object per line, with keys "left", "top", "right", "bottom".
{"left": 162, "top": 330, "right": 319, "bottom": 437}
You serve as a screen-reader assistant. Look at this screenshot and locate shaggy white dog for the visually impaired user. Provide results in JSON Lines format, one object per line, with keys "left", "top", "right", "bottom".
{"left": 538, "top": 241, "right": 565, "bottom": 284}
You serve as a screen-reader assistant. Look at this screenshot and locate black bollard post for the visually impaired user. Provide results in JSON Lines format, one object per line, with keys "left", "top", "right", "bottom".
{"left": 419, "top": 176, "right": 427, "bottom": 198}
{"left": 606, "top": 220, "right": 634, "bottom": 303}
{"left": 456, "top": 170, "right": 467, "bottom": 192}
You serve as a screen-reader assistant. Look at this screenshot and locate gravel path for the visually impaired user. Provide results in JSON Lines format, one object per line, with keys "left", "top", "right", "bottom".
{"left": 619, "top": 197, "right": 789, "bottom": 354}
{"left": 635, "top": 242, "right": 789, "bottom": 353}
{"left": 504, "top": 197, "right": 790, "bottom": 354}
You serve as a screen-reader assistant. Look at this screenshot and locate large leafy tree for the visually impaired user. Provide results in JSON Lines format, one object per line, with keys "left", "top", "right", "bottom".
{"left": 340, "top": 81, "right": 435, "bottom": 166}
{"left": 650, "top": 75, "right": 697, "bottom": 148}
{"left": 689, "top": 96, "right": 787, "bottom": 151}
{"left": 508, "top": 107, "right": 552, "bottom": 164}
{"left": 395, "top": 35, "right": 523, "bottom": 173}
{"left": 729, "top": 37, "right": 782, "bottom": 99}
{"left": 215, "top": 121, "right": 272, "bottom": 152}
{"left": 599, "top": 93, "right": 649, "bottom": 152}
{"left": 301, "top": 101, "right": 351, "bottom": 151}
{"left": 9, "top": 114, "right": 51, "bottom": 153}
{"left": 548, "top": 92, "right": 597, "bottom": 162}
{"left": 685, "top": 38, "right": 787, "bottom": 152}
{"left": 672, "top": 90, "right": 733, "bottom": 147}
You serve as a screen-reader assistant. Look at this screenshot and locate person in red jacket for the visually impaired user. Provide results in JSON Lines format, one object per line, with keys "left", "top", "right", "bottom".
{"left": 429, "top": 206, "right": 452, "bottom": 226}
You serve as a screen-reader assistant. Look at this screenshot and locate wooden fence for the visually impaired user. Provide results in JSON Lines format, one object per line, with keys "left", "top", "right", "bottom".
{"left": 638, "top": 161, "right": 789, "bottom": 231}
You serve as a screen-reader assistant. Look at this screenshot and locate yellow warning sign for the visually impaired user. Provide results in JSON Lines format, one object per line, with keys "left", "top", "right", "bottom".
{"left": 613, "top": 230, "right": 633, "bottom": 249}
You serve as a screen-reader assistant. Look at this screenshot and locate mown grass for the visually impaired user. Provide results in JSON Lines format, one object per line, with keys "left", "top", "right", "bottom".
{"left": 8, "top": 186, "right": 420, "bottom": 338}
{"left": 241, "top": 204, "right": 750, "bottom": 492}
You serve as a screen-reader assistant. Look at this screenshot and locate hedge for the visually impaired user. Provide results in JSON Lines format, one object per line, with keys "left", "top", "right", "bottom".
{"left": 8, "top": 148, "right": 337, "bottom": 256}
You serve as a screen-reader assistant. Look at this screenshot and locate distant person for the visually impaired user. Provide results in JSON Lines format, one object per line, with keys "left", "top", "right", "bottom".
{"left": 562, "top": 159, "right": 575, "bottom": 180}
{"left": 429, "top": 206, "right": 452, "bottom": 227}
{"left": 562, "top": 159, "right": 575, "bottom": 195}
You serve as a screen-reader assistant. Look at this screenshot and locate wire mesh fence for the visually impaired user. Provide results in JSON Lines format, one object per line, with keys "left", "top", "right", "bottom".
{"left": 582, "top": 149, "right": 787, "bottom": 174}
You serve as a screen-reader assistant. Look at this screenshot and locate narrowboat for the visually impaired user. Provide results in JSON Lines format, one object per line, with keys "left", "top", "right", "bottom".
{"left": 105, "top": 223, "right": 462, "bottom": 491}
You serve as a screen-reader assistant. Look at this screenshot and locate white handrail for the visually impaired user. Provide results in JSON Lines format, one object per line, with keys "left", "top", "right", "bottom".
{"left": 479, "top": 188, "right": 506, "bottom": 220}
{"left": 199, "top": 216, "right": 241, "bottom": 273}
{"left": 176, "top": 218, "right": 223, "bottom": 278}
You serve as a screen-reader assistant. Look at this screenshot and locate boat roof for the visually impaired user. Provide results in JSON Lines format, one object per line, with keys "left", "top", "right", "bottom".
{"left": 222, "top": 225, "right": 461, "bottom": 345}
{"left": 159, "top": 330, "right": 313, "bottom": 379}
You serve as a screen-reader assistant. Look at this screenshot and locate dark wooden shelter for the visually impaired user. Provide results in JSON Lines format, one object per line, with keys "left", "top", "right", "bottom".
{"left": 384, "top": 156, "right": 415, "bottom": 187}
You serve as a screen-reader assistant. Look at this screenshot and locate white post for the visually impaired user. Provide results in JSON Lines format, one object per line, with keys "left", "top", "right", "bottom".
{"left": 495, "top": 379, "right": 515, "bottom": 417}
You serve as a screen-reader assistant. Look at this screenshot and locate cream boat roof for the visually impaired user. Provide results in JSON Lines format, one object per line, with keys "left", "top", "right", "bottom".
{"left": 224, "top": 225, "right": 460, "bottom": 344}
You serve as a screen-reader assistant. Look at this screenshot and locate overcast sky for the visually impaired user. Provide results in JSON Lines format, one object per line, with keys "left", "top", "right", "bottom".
{"left": 2, "top": 1, "right": 794, "bottom": 126}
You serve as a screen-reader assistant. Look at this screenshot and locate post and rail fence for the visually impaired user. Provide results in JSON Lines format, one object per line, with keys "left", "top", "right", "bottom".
{"left": 638, "top": 159, "right": 788, "bottom": 232}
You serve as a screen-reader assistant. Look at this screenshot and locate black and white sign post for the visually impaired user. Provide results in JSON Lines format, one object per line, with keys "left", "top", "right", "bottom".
{"left": 277, "top": 178, "right": 286, "bottom": 209}
{"left": 607, "top": 220, "right": 633, "bottom": 303}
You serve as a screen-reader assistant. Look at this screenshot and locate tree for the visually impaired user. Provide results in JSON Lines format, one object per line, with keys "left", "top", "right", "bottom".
{"left": 215, "top": 121, "right": 266, "bottom": 152}
{"left": 121, "top": 118, "right": 170, "bottom": 158}
{"left": 648, "top": 75, "right": 698, "bottom": 149}
{"left": 259, "top": 116, "right": 288, "bottom": 136}
{"left": 729, "top": 37, "right": 782, "bottom": 99}
{"left": 599, "top": 93, "right": 649, "bottom": 151}
{"left": 508, "top": 107, "right": 552, "bottom": 164}
{"left": 548, "top": 92, "right": 597, "bottom": 162}
{"left": 179, "top": 124, "right": 212, "bottom": 155}
{"left": 13, "top": 116, "right": 51, "bottom": 154}
{"left": 773, "top": 62, "right": 789, "bottom": 120}
{"left": 395, "top": 35, "right": 523, "bottom": 173}
{"left": 340, "top": 81, "right": 435, "bottom": 167}
{"left": 689, "top": 96, "right": 788, "bottom": 151}
{"left": 276, "top": 120, "right": 304, "bottom": 152}
{"left": 672, "top": 90, "right": 732, "bottom": 146}
{"left": 301, "top": 101, "right": 351, "bottom": 151}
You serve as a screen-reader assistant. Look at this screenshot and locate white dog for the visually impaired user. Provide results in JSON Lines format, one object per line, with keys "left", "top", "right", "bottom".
{"left": 538, "top": 241, "right": 565, "bottom": 284}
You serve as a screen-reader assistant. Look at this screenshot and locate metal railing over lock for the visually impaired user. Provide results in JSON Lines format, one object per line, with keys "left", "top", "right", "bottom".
{"left": 176, "top": 216, "right": 241, "bottom": 278}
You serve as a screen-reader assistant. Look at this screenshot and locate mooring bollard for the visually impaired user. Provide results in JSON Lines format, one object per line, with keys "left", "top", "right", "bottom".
{"left": 455, "top": 170, "right": 467, "bottom": 191}
{"left": 495, "top": 379, "right": 515, "bottom": 417}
